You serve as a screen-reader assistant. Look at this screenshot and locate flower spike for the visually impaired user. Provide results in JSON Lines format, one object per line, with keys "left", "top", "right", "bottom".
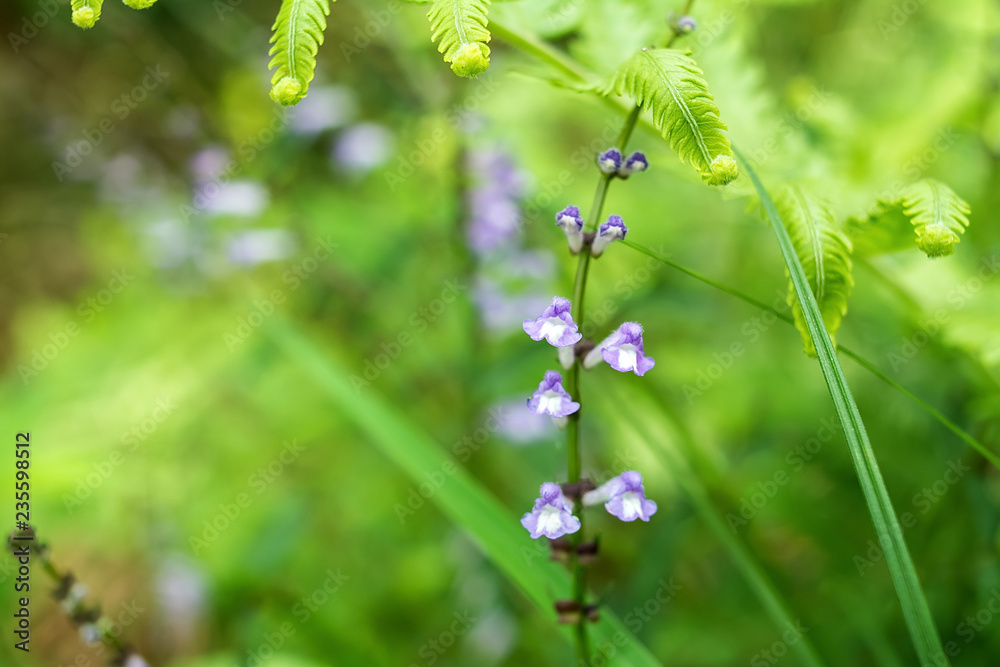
{"left": 583, "top": 471, "right": 658, "bottom": 522}
{"left": 521, "top": 482, "right": 582, "bottom": 539}
{"left": 522, "top": 297, "right": 583, "bottom": 347}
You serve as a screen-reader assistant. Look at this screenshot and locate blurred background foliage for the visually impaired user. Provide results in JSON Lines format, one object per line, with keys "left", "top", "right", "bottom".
{"left": 0, "top": 0, "right": 999, "bottom": 665}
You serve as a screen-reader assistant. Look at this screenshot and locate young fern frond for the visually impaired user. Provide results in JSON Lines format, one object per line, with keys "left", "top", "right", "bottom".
{"left": 600, "top": 48, "right": 738, "bottom": 185}
{"left": 775, "top": 185, "right": 854, "bottom": 356}
{"left": 123, "top": 0, "right": 159, "bottom": 8}
{"left": 848, "top": 179, "right": 970, "bottom": 258}
{"left": 71, "top": 0, "right": 103, "bottom": 28}
{"left": 268, "top": 0, "right": 334, "bottom": 106}
{"left": 427, "top": 0, "right": 491, "bottom": 77}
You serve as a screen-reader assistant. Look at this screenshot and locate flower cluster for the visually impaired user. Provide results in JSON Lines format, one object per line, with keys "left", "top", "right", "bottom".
{"left": 555, "top": 207, "right": 630, "bottom": 258}
{"left": 597, "top": 148, "right": 649, "bottom": 178}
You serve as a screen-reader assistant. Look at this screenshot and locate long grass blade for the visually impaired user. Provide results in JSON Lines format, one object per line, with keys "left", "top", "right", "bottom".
{"left": 735, "top": 148, "right": 947, "bottom": 666}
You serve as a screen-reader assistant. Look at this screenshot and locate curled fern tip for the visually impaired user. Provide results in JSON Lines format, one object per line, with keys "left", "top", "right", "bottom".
{"left": 708, "top": 155, "right": 738, "bottom": 186}
{"left": 270, "top": 76, "right": 305, "bottom": 106}
{"left": 71, "top": 7, "right": 97, "bottom": 28}
{"left": 916, "top": 224, "right": 958, "bottom": 258}
{"left": 123, "top": 0, "right": 159, "bottom": 8}
{"left": 450, "top": 43, "right": 490, "bottom": 77}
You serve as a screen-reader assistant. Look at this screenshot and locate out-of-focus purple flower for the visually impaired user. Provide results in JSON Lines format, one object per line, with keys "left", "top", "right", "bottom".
{"left": 583, "top": 471, "right": 658, "bottom": 522}
{"left": 521, "top": 482, "right": 581, "bottom": 539}
{"left": 598, "top": 148, "right": 623, "bottom": 175}
{"left": 618, "top": 152, "right": 649, "bottom": 177}
{"left": 333, "top": 123, "right": 394, "bottom": 174}
{"left": 124, "top": 654, "right": 151, "bottom": 667}
{"left": 584, "top": 322, "right": 655, "bottom": 375}
{"left": 474, "top": 278, "right": 551, "bottom": 333}
{"left": 226, "top": 229, "right": 298, "bottom": 266}
{"left": 676, "top": 15, "right": 697, "bottom": 34}
{"left": 492, "top": 398, "right": 558, "bottom": 444}
{"left": 556, "top": 205, "right": 585, "bottom": 254}
{"left": 195, "top": 180, "right": 269, "bottom": 218}
{"left": 464, "top": 149, "right": 528, "bottom": 255}
{"left": 527, "top": 370, "right": 580, "bottom": 418}
{"left": 290, "top": 85, "right": 356, "bottom": 135}
{"left": 522, "top": 297, "right": 582, "bottom": 347}
{"left": 590, "top": 215, "right": 628, "bottom": 258}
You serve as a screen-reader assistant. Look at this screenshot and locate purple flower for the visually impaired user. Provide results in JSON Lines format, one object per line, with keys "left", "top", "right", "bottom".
{"left": 584, "top": 322, "right": 655, "bottom": 375}
{"left": 676, "top": 15, "right": 697, "bottom": 34}
{"left": 527, "top": 371, "right": 580, "bottom": 418}
{"left": 597, "top": 148, "right": 623, "bottom": 175}
{"left": 618, "top": 152, "right": 649, "bottom": 177}
{"left": 590, "top": 215, "right": 628, "bottom": 258}
{"left": 521, "top": 482, "right": 581, "bottom": 539}
{"left": 583, "top": 471, "right": 658, "bottom": 522}
{"left": 522, "top": 297, "right": 583, "bottom": 347}
{"left": 556, "top": 205, "right": 585, "bottom": 254}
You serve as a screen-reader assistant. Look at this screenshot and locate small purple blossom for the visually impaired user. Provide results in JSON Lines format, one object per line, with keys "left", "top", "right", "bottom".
{"left": 556, "top": 205, "right": 585, "bottom": 254}
{"left": 597, "top": 148, "right": 623, "bottom": 175}
{"left": 583, "top": 471, "right": 658, "bottom": 522}
{"left": 584, "top": 322, "right": 655, "bottom": 375}
{"left": 527, "top": 371, "right": 580, "bottom": 418}
{"left": 676, "top": 15, "right": 697, "bottom": 33}
{"left": 522, "top": 297, "right": 583, "bottom": 347}
{"left": 590, "top": 215, "right": 628, "bottom": 257}
{"left": 618, "top": 152, "right": 649, "bottom": 177}
{"left": 521, "top": 482, "right": 582, "bottom": 539}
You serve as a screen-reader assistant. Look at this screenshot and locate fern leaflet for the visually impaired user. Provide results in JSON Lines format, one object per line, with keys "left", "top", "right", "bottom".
{"left": 775, "top": 185, "right": 854, "bottom": 356}
{"left": 601, "top": 48, "right": 737, "bottom": 185}
{"left": 268, "top": 0, "right": 334, "bottom": 106}
{"left": 428, "top": 0, "right": 491, "bottom": 78}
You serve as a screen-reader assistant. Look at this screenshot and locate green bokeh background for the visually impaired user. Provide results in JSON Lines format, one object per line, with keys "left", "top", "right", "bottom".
{"left": 1, "top": 0, "right": 999, "bottom": 665}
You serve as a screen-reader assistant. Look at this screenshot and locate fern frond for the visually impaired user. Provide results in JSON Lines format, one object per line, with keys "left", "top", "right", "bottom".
{"left": 775, "top": 185, "right": 854, "bottom": 356}
{"left": 848, "top": 179, "right": 970, "bottom": 258}
{"left": 71, "top": 0, "right": 103, "bottom": 28}
{"left": 123, "top": 0, "right": 159, "bottom": 8}
{"left": 601, "top": 48, "right": 737, "bottom": 185}
{"left": 268, "top": 0, "right": 333, "bottom": 106}
{"left": 428, "top": 0, "right": 491, "bottom": 78}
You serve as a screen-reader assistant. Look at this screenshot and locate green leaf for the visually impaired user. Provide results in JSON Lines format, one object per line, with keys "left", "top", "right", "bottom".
{"left": 268, "top": 0, "right": 334, "bottom": 106}
{"left": 848, "top": 179, "right": 971, "bottom": 258}
{"left": 265, "top": 316, "right": 661, "bottom": 667}
{"left": 736, "top": 148, "right": 950, "bottom": 667}
{"left": 428, "top": 0, "right": 491, "bottom": 77}
{"left": 773, "top": 185, "right": 854, "bottom": 356}
{"left": 71, "top": 0, "right": 103, "bottom": 28}
{"left": 601, "top": 48, "right": 737, "bottom": 185}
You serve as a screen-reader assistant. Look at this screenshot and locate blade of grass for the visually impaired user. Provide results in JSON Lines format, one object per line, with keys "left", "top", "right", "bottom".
{"left": 735, "top": 148, "right": 948, "bottom": 666}
{"left": 265, "top": 315, "right": 662, "bottom": 667}
{"left": 595, "top": 386, "right": 827, "bottom": 667}
{"left": 620, "top": 238, "right": 1000, "bottom": 471}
